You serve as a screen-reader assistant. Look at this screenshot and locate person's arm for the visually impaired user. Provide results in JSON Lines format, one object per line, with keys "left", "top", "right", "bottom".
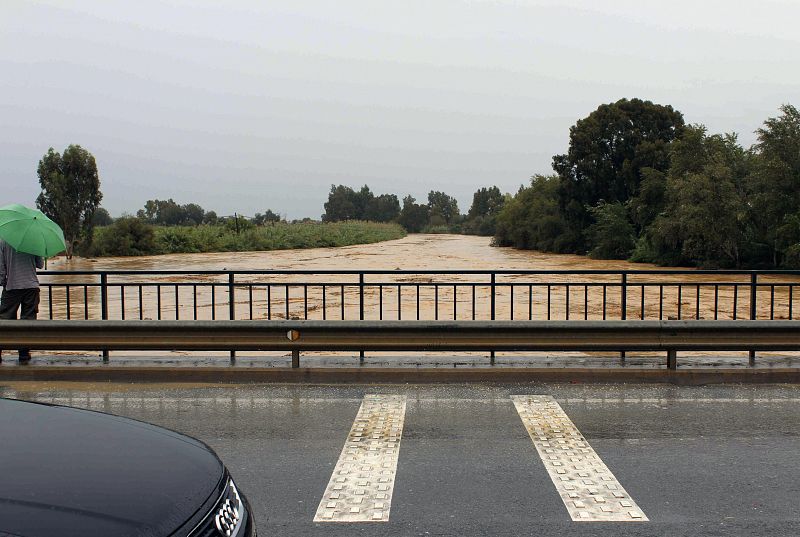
{"left": 35, "top": 256, "right": 44, "bottom": 269}
{"left": 0, "top": 244, "right": 6, "bottom": 287}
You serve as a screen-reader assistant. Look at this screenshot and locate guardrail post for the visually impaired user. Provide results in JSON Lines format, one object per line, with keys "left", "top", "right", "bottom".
{"left": 666, "top": 349, "right": 677, "bottom": 370}
{"left": 620, "top": 273, "right": 627, "bottom": 362}
{"left": 620, "top": 273, "right": 627, "bottom": 320}
{"left": 228, "top": 272, "right": 236, "bottom": 363}
{"left": 359, "top": 273, "right": 365, "bottom": 364}
{"left": 749, "top": 273, "right": 757, "bottom": 365}
{"left": 292, "top": 349, "right": 300, "bottom": 368}
{"left": 490, "top": 273, "right": 496, "bottom": 365}
{"left": 101, "top": 272, "right": 109, "bottom": 363}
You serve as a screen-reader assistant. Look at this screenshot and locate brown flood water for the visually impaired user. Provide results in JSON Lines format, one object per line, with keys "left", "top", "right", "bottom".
{"left": 41, "top": 234, "right": 799, "bottom": 322}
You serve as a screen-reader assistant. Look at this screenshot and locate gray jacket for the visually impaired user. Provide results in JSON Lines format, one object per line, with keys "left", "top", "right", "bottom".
{"left": 0, "top": 239, "right": 43, "bottom": 290}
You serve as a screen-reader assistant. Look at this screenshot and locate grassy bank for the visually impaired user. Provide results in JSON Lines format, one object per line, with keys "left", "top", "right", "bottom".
{"left": 89, "top": 220, "right": 407, "bottom": 256}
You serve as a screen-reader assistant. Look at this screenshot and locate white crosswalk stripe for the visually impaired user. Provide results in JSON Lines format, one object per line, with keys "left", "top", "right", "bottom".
{"left": 314, "top": 394, "right": 406, "bottom": 522}
{"left": 512, "top": 395, "right": 648, "bottom": 522}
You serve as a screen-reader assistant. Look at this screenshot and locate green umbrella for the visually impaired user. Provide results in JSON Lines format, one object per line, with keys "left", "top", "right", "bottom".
{"left": 0, "top": 204, "right": 66, "bottom": 258}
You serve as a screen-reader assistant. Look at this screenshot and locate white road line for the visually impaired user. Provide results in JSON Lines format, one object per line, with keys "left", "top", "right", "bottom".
{"left": 512, "top": 395, "right": 648, "bottom": 522}
{"left": 314, "top": 394, "right": 406, "bottom": 523}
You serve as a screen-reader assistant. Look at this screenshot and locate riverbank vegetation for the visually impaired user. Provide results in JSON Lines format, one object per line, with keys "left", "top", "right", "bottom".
{"left": 88, "top": 220, "right": 406, "bottom": 256}
{"left": 321, "top": 184, "right": 503, "bottom": 236}
{"left": 494, "top": 101, "right": 800, "bottom": 269}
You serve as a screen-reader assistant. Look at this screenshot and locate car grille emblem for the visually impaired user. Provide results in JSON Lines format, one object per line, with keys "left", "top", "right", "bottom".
{"left": 214, "top": 481, "right": 243, "bottom": 537}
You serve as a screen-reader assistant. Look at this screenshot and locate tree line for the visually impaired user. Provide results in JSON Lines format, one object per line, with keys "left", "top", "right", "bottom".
{"left": 321, "top": 184, "right": 506, "bottom": 235}
{"left": 321, "top": 100, "right": 800, "bottom": 268}
{"left": 494, "top": 100, "right": 800, "bottom": 268}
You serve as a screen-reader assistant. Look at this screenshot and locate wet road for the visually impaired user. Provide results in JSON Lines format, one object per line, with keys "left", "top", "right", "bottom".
{"left": 2, "top": 382, "right": 799, "bottom": 536}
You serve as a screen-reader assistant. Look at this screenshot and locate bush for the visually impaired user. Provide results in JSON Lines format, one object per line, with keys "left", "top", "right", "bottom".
{"left": 462, "top": 215, "right": 498, "bottom": 236}
{"left": 422, "top": 225, "right": 453, "bottom": 234}
{"left": 89, "top": 217, "right": 157, "bottom": 256}
{"left": 783, "top": 244, "right": 800, "bottom": 269}
{"left": 585, "top": 202, "right": 636, "bottom": 259}
{"left": 494, "top": 175, "right": 571, "bottom": 252}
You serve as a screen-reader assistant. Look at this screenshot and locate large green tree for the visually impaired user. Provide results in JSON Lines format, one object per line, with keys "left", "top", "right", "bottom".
{"left": 642, "top": 126, "right": 748, "bottom": 267}
{"left": 627, "top": 168, "right": 668, "bottom": 232}
{"left": 322, "top": 185, "right": 358, "bottom": 222}
{"left": 253, "top": 209, "right": 282, "bottom": 225}
{"left": 36, "top": 144, "right": 102, "bottom": 258}
{"left": 322, "top": 184, "right": 375, "bottom": 222}
{"left": 427, "top": 190, "right": 459, "bottom": 225}
{"left": 553, "top": 98, "right": 685, "bottom": 251}
{"left": 323, "top": 185, "right": 400, "bottom": 223}
{"left": 91, "top": 207, "right": 113, "bottom": 227}
{"left": 494, "top": 175, "right": 571, "bottom": 251}
{"left": 364, "top": 194, "right": 400, "bottom": 222}
{"left": 467, "top": 186, "right": 504, "bottom": 219}
{"left": 585, "top": 202, "right": 636, "bottom": 259}
{"left": 397, "top": 195, "right": 429, "bottom": 232}
{"left": 463, "top": 186, "right": 505, "bottom": 235}
{"left": 352, "top": 185, "right": 374, "bottom": 219}
{"left": 747, "top": 104, "right": 800, "bottom": 266}
{"left": 136, "top": 199, "right": 208, "bottom": 226}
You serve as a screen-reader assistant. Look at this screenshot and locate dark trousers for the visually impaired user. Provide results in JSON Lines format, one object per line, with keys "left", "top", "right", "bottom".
{"left": 0, "top": 288, "right": 40, "bottom": 358}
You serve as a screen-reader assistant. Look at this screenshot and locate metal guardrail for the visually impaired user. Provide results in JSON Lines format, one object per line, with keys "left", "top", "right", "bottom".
{"left": 2, "top": 320, "right": 800, "bottom": 370}
{"left": 36, "top": 269, "right": 800, "bottom": 323}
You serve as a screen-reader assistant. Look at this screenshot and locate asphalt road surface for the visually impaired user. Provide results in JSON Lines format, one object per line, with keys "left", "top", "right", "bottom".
{"left": 2, "top": 382, "right": 799, "bottom": 536}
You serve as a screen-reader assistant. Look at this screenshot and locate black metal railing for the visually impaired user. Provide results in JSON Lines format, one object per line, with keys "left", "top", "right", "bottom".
{"left": 35, "top": 269, "right": 800, "bottom": 323}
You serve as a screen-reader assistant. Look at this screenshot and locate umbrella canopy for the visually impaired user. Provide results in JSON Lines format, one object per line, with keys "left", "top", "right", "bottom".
{"left": 0, "top": 204, "right": 66, "bottom": 258}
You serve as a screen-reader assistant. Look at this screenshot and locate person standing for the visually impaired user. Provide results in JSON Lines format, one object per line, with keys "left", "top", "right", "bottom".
{"left": 0, "top": 238, "right": 44, "bottom": 362}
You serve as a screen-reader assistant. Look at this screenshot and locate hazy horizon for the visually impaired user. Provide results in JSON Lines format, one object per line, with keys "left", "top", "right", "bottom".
{"left": 2, "top": 1, "right": 799, "bottom": 219}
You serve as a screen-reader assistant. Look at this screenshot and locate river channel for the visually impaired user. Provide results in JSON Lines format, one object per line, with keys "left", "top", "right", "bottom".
{"left": 48, "top": 233, "right": 673, "bottom": 273}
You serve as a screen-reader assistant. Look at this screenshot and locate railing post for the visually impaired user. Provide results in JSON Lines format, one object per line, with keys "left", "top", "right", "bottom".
{"left": 228, "top": 272, "right": 236, "bottom": 363}
{"left": 620, "top": 273, "right": 627, "bottom": 363}
{"left": 666, "top": 349, "right": 677, "bottom": 370}
{"left": 101, "top": 272, "right": 109, "bottom": 363}
{"left": 359, "top": 273, "right": 365, "bottom": 364}
{"left": 620, "top": 273, "right": 627, "bottom": 320}
{"left": 490, "top": 273, "right": 496, "bottom": 365}
{"left": 749, "top": 272, "right": 757, "bottom": 365}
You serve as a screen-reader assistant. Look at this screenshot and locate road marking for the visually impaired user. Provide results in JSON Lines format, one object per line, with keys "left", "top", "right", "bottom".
{"left": 512, "top": 395, "right": 648, "bottom": 522}
{"left": 314, "top": 394, "right": 406, "bottom": 522}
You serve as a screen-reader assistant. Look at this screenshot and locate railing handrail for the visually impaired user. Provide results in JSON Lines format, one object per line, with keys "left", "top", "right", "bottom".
{"left": 37, "top": 268, "right": 800, "bottom": 276}
{"left": 3, "top": 318, "right": 799, "bottom": 348}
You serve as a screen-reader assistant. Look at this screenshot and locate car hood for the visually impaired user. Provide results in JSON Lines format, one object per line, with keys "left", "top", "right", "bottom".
{"left": 0, "top": 398, "right": 224, "bottom": 537}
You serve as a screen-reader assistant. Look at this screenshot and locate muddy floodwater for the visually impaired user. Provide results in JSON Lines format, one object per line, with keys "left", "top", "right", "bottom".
{"left": 39, "top": 234, "right": 799, "bottom": 324}
{"left": 43, "top": 233, "right": 668, "bottom": 273}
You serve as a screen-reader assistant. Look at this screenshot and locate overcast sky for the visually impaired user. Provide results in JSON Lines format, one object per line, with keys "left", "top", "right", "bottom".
{"left": 2, "top": 1, "right": 799, "bottom": 219}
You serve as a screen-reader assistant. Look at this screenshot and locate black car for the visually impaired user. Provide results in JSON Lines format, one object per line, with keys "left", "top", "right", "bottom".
{"left": 0, "top": 398, "right": 255, "bottom": 537}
